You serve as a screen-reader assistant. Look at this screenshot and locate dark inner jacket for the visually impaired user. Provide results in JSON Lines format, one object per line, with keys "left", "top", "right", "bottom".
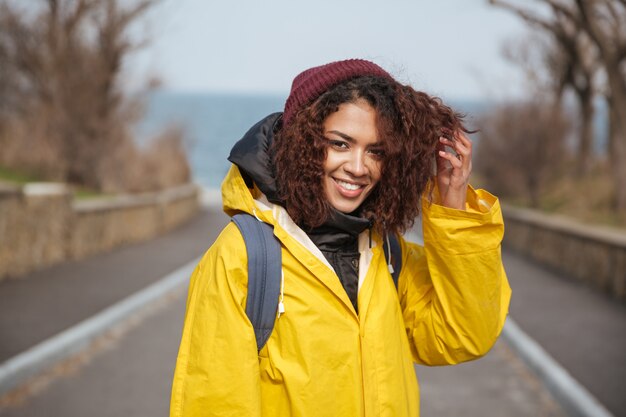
{"left": 228, "top": 113, "right": 371, "bottom": 313}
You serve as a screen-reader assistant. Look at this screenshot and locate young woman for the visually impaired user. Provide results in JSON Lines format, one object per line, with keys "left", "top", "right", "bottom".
{"left": 170, "top": 59, "right": 511, "bottom": 417}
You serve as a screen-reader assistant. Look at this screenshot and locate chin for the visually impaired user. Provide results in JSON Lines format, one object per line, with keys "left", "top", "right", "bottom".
{"left": 329, "top": 199, "right": 364, "bottom": 214}
{"left": 324, "top": 183, "right": 372, "bottom": 214}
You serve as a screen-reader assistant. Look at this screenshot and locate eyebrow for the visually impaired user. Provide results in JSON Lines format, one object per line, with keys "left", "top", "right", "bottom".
{"left": 327, "top": 130, "right": 356, "bottom": 143}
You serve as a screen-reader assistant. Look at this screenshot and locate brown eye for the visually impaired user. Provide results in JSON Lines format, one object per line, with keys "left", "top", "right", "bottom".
{"left": 368, "top": 148, "right": 385, "bottom": 158}
{"left": 325, "top": 138, "right": 349, "bottom": 150}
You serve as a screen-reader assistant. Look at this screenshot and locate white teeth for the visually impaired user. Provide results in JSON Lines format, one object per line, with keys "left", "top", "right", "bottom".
{"left": 336, "top": 180, "right": 362, "bottom": 191}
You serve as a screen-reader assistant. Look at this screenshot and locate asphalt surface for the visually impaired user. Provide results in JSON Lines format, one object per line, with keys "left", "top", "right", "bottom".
{"left": 0, "top": 291, "right": 567, "bottom": 417}
{"left": 0, "top": 208, "right": 229, "bottom": 363}
{"left": 0, "top": 293, "right": 187, "bottom": 417}
{"left": 504, "top": 249, "right": 626, "bottom": 416}
{"left": 0, "top": 206, "right": 622, "bottom": 416}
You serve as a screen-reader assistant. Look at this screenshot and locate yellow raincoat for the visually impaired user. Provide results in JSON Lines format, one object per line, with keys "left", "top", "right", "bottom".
{"left": 170, "top": 165, "right": 511, "bottom": 417}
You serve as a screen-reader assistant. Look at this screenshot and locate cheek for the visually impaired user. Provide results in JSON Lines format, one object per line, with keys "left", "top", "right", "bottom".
{"left": 323, "top": 151, "right": 340, "bottom": 174}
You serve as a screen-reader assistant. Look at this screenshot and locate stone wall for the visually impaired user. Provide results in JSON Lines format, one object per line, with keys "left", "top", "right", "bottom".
{"left": 0, "top": 182, "right": 199, "bottom": 280}
{"left": 503, "top": 205, "right": 626, "bottom": 300}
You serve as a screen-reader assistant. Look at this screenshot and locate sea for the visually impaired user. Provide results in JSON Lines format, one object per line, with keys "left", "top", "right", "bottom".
{"left": 135, "top": 91, "right": 286, "bottom": 189}
{"left": 135, "top": 91, "right": 608, "bottom": 189}
{"left": 136, "top": 91, "right": 493, "bottom": 189}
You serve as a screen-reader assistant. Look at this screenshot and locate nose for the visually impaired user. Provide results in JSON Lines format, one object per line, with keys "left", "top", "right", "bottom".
{"left": 344, "top": 149, "right": 368, "bottom": 177}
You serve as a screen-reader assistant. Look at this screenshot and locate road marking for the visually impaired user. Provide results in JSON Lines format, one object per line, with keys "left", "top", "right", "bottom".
{"left": 502, "top": 318, "right": 614, "bottom": 417}
{"left": 0, "top": 258, "right": 199, "bottom": 396}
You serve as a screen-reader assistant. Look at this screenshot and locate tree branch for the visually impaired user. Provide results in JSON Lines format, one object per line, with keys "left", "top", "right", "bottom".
{"left": 575, "top": 0, "right": 608, "bottom": 56}
{"left": 489, "top": 0, "right": 557, "bottom": 32}
{"left": 542, "top": 0, "right": 581, "bottom": 24}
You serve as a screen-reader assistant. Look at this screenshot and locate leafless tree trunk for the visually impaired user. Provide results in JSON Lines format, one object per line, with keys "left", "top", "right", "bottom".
{"left": 490, "top": 0, "right": 626, "bottom": 212}
{"left": 490, "top": 0, "right": 599, "bottom": 176}
{"left": 576, "top": 86, "right": 595, "bottom": 174}
{"left": 575, "top": 0, "right": 626, "bottom": 210}
{"left": 0, "top": 0, "right": 162, "bottom": 191}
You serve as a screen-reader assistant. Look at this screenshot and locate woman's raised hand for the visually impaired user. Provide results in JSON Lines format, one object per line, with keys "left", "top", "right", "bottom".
{"left": 436, "top": 131, "right": 472, "bottom": 210}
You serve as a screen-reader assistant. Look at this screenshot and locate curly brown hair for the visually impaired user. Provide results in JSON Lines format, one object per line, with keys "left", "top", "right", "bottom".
{"left": 272, "top": 76, "right": 469, "bottom": 234}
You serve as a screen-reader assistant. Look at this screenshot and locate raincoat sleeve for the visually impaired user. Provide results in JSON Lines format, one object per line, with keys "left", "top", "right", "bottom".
{"left": 397, "top": 186, "right": 511, "bottom": 366}
{"left": 170, "top": 222, "right": 261, "bottom": 417}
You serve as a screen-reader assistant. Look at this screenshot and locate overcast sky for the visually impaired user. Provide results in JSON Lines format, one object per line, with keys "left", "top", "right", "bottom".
{"left": 129, "top": 0, "right": 531, "bottom": 101}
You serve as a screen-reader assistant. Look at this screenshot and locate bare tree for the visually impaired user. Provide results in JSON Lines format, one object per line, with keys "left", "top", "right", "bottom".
{"left": 475, "top": 100, "right": 571, "bottom": 208}
{"left": 0, "top": 0, "right": 188, "bottom": 192}
{"left": 490, "top": 0, "right": 599, "bottom": 176}
{"left": 476, "top": 19, "right": 572, "bottom": 208}
{"left": 489, "top": 0, "right": 626, "bottom": 211}
{"left": 575, "top": 0, "right": 626, "bottom": 211}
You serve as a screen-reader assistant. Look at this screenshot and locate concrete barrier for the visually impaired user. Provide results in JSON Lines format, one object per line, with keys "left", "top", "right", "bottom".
{"left": 502, "top": 205, "right": 626, "bottom": 300}
{"left": 0, "top": 182, "right": 199, "bottom": 280}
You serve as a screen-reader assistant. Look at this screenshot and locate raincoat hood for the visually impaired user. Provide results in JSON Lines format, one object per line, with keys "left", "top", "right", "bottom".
{"left": 227, "top": 112, "right": 283, "bottom": 205}
{"left": 224, "top": 112, "right": 371, "bottom": 238}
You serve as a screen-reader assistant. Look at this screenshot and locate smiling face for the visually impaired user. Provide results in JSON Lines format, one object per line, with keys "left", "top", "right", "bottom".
{"left": 322, "top": 99, "right": 383, "bottom": 214}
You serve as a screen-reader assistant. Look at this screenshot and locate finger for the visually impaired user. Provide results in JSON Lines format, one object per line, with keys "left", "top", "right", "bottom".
{"left": 436, "top": 139, "right": 449, "bottom": 164}
{"left": 438, "top": 137, "right": 461, "bottom": 159}
{"left": 451, "top": 140, "right": 469, "bottom": 156}
{"left": 454, "top": 131, "right": 473, "bottom": 153}
{"left": 439, "top": 136, "right": 455, "bottom": 148}
{"left": 441, "top": 134, "right": 470, "bottom": 156}
{"left": 438, "top": 150, "right": 463, "bottom": 169}
{"left": 448, "top": 134, "right": 472, "bottom": 171}
{"left": 441, "top": 133, "right": 469, "bottom": 145}
{"left": 437, "top": 137, "right": 451, "bottom": 151}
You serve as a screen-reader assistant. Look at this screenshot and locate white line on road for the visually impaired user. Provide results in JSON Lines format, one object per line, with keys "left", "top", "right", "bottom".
{"left": 502, "top": 318, "right": 614, "bottom": 417}
{"left": 0, "top": 257, "right": 199, "bottom": 396}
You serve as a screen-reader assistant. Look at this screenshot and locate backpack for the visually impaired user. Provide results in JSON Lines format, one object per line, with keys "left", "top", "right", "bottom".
{"left": 232, "top": 213, "right": 402, "bottom": 351}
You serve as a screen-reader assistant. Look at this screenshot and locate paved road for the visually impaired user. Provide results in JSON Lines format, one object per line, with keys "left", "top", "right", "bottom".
{"left": 0, "top": 280, "right": 566, "bottom": 417}
{"left": 0, "top": 292, "right": 186, "bottom": 417}
{"left": 503, "top": 250, "right": 626, "bottom": 416}
{"left": 0, "top": 208, "right": 229, "bottom": 362}
{"left": 1, "top": 206, "right": 623, "bottom": 416}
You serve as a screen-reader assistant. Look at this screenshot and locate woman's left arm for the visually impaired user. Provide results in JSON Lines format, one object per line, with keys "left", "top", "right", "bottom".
{"left": 397, "top": 187, "right": 512, "bottom": 366}
{"left": 396, "top": 129, "right": 511, "bottom": 365}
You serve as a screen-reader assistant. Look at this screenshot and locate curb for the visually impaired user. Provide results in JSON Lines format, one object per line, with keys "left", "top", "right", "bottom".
{"left": 502, "top": 318, "right": 614, "bottom": 417}
{"left": 0, "top": 258, "right": 199, "bottom": 396}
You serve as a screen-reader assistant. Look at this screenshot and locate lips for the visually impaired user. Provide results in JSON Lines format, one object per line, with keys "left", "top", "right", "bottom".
{"left": 333, "top": 178, "right": 366, "bottom": 198}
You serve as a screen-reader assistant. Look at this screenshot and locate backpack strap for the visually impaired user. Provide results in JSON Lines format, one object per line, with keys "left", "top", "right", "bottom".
{"left": 232, "top": 213, "right": 282, "bottom": 352}
{"left": 383, "top": 233, "right": 403, "bottom": 288}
